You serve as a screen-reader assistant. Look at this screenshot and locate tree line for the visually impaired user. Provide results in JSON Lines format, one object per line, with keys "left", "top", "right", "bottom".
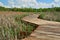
{"left": 0, "top": 6, "right": 60, "bottom": 12}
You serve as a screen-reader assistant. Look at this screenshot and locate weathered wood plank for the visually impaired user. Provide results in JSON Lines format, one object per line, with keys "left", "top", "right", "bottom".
{"left": 22, "top": 14, "right": 60, "bottom": 40}
{"left": 22, "top": 14, "right": 60, "bottom": 26}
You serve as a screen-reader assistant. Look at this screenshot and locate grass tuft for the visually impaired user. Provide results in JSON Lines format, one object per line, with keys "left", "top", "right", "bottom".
{"left": 0, "top": 13, "right": 37, "bottom": 40}
{"left": 38, "top": 12, "right": 60, "bottom": 22}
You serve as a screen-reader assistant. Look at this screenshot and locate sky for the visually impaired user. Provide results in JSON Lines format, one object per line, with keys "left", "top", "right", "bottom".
{"left": 0, "top": 0, "right": 60, "bottom": 8}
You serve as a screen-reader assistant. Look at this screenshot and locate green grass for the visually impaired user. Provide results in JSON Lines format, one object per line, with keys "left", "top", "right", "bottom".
{"left": 0, "top": 13, "right": 37, "bottom": 40}
{"left": 38, "top": 13, "right": 46, "bottom": 19}
{"left": 38, "top": 12, "right": 60, "bottom": 22}
{"left": 1, "top": 12, "right": 60, "bottom": 40}
{"left": 14, "top": 13, "right": 37, "bottom": 39}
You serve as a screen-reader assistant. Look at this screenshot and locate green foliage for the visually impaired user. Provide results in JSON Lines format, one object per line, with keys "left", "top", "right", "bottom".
{"left": 38, "top": 13, "right": 45, "bottom": 19}
{"left": 14, "top": 13, "right": 37, "bottom": 39}
{"left": 14, "top": 13, "right": 36, "bottom": 33}
{"left": 0, "top": 6, "right": 60, "bottom": 12}
{"left": 38, "top": 12, "right": 60, "bottom": 22}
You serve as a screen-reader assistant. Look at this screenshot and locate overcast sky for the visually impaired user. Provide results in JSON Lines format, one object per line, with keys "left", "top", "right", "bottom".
{"left": 0, "top": 0, "right": 60, "bottom": 8}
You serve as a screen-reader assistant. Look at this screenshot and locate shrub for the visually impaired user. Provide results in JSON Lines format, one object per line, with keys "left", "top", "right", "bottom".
{"left": 38, "top": 12, "right": 60, "bottom": 22}
{"left": 38, "top": 13, "right": 45, "bottom": 19}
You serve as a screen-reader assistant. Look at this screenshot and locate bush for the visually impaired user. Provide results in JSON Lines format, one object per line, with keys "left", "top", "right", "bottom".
{"left": 38, "top": 13, "right": 45, "bottom": 19}
{"left": 38, "top": 12, "right": 60, "bottom": 22}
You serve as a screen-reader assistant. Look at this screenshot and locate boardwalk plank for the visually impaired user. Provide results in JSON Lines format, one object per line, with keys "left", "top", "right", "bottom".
{"left": 22, "top": 14, "right": 60, "bottom": 40}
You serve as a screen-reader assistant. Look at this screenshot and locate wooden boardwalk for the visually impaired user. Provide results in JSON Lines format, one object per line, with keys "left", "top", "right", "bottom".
{"left": 22, "top": 14, "right": 60, "bottom": 40}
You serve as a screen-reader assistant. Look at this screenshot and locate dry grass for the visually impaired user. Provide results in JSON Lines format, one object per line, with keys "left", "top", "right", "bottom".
{"left": 0, "top": 11, "right": 37, "bottom": 40}
{"left": 38, "top": 12, "right": 60, "bottom": 22}
{"left": 0, "top": 12, "right": 22, "bottom": 40}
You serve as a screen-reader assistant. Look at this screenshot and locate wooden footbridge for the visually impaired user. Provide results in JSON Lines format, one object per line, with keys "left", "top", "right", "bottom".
{"left": 22, "top": 14, "right": 60, "bottom": 40}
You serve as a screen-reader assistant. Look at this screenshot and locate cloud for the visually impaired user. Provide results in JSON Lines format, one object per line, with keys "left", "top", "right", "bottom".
{"left": 53, "top": 0, "right": 60, "bottom": 7}
{"left": 54, "top": 0, "right": 60, "bottom": 2}
{"left": 7, "top": 0, "right": 39, "bottom": 8}
{"left": 8, "top": 0, "right": 60, "bottom": 8}
{"left": 0, "top": 2, "right": 4, "bottom": 6}
{"left": 8, "top": 0, "right": 15, "bottom": 7}
{"left": 0, "top": 0, "right": 60, "bottom": 8}
{"left": 0, "top": 2, "right": 10, "bottom": 8}
{"left": 9, "top": 0, "right": 41, "bottom": 8}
